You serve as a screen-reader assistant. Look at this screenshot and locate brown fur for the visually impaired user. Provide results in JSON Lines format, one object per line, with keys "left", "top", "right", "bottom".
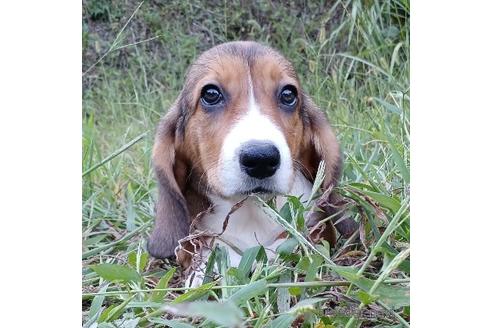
{"left": 148, "top": 41, "right": 355, "bottom": 259}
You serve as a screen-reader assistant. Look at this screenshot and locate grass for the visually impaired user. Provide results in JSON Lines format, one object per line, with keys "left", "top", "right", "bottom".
{"left": 82, "top": 0, "right": 410, "bottom": 327}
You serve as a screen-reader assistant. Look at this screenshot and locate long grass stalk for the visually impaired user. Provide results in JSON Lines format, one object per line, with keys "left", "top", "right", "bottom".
{"left": 82, "top": 131, "right": 148, "bottom": 177}
{"left": 82, "top": 278, "right": 410, "bottom": 297}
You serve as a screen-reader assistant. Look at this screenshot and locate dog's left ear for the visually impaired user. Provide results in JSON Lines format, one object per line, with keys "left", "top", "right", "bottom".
{"left": 299, "top": 95, "right": 358, "bottom": 241}
{"left": 147, "top": 100, "right": 191, "bottom": 259}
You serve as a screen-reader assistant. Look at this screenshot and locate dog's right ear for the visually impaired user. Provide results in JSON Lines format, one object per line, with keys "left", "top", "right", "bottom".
{"left": 147, "top": 101, "right": 190, "bottom": 259}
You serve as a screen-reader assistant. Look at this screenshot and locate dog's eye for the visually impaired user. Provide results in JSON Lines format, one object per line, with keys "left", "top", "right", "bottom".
{"left": 200, "top": 85, "right": 223, "bottom": 106}
{"left": 279, "top": 85, "right": 298, "bottom": 108}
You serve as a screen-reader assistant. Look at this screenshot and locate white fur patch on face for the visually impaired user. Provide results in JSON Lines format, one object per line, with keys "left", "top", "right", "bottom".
{"left": 218, "top": 74, "right": 293, "bottom": 197}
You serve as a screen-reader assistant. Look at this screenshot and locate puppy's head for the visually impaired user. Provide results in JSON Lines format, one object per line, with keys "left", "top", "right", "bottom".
{"left": 148, "top": 41, "right": 341, "bottom": 258}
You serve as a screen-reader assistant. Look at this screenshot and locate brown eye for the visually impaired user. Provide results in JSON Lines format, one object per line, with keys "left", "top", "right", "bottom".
{"left": 200, "top": 84, "right": 223, "bottom": 106}
{"left": 279, "top": 85, "right": 298, "bottom": 108}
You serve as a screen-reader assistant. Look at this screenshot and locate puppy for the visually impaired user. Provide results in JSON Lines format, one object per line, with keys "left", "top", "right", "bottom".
{"left": 148, "top": 41, "right": 355, "bottom": 284}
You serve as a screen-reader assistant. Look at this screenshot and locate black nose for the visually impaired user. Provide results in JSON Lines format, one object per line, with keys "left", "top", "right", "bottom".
{"left": 239, "top": 142, "right": 280, "bottom": 179}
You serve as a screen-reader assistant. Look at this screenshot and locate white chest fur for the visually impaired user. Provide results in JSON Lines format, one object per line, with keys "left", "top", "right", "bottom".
{"left": 195, "top": 172, "right": 313, "bottom": 267}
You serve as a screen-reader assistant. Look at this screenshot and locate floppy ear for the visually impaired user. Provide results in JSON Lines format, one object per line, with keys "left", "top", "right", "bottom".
{"left": 300, "top": 95, "right": 358, "bottom": 240}
{"left": 147, "top": 102, "right": 190, "bottom": 259}
{"left": 300, "top": 95, "right": 341, "bottom": 189}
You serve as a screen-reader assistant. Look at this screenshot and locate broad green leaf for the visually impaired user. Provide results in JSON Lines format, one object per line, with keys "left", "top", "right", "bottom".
{"left": 151, "top": 267, "right": 176, "bottom": 302}
{"left": 227, "top": 267, "right": 242, "bottom": 281}
{"left": 276, "top": 237, "right": 298, "bottom": 256}
{"left": 296, "top": 256, "right": 311, "bottom": 272}
{"left": 90, "top": 263, "right": 141, "bottom": 283}
{"left": 279, "top": 202, "right": 293, "bottom": 223}
{"left": 306, "top": 255, "right": 323, "bottom": 282}
{"left": 237, "top": 246, "right": 266, "bottom": 281}
{"left": 286, "top": 195, "right": 305, "bottom": 212}
{"left": 356, "top": 290, "right": 378, "bottom": 305}
{"left": 139, "top": 252, "right": 149, "bottom": 272}
{"left": 288, "top": 287, "right": 302, "bottom": 296}
{"left": 295, "top": 207, "right": 306, "bottom": 231}
{"left": 172, "top": 282, "right": 216, "bottom": 304}
{"left": 227, "top": 279, "right": 267, "bottom": 305}
{"left": 164, "top": 301, "right": 243, "bottom": 327}
{"left": 373, "top": 284, "right": 410, "bottom": 309}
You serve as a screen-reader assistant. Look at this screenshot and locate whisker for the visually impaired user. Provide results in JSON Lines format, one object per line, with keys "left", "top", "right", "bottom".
{"left": 293, "top": 159, "right": 312, "bottom": 180}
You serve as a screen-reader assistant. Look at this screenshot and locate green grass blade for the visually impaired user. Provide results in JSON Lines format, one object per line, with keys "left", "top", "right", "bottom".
{"left": 82, "top": 132, "right": 147, "bottom": 177}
